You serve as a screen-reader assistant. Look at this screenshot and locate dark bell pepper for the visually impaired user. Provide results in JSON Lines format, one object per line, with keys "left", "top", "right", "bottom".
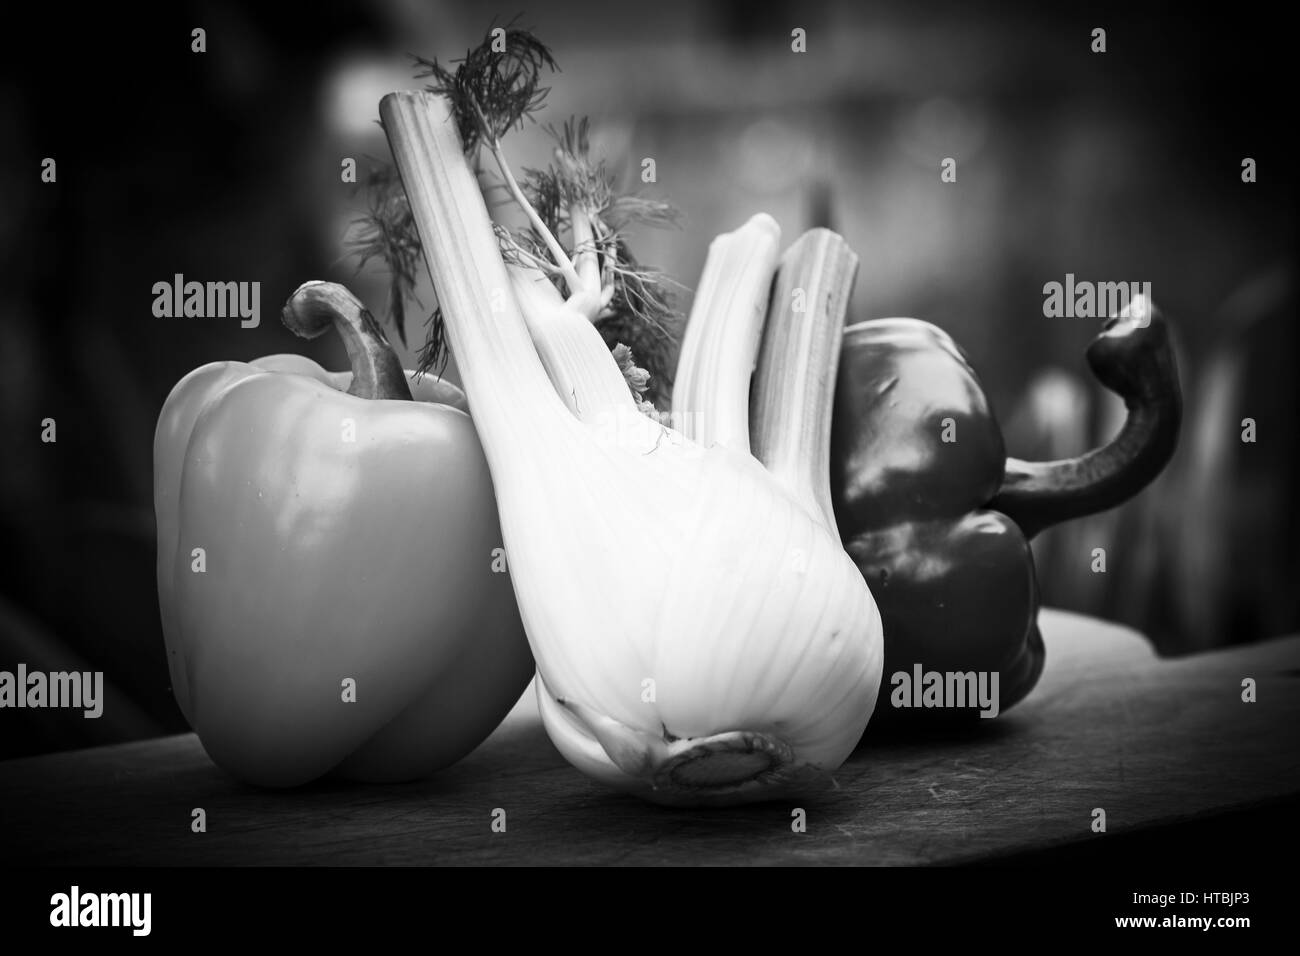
{"left": 830, "top": 300, "right": 1181, "bottom": 728}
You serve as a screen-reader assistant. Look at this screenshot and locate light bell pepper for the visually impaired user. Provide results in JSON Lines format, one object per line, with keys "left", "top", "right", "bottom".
{"left": 154, "top": 282, "right": 532, "bottom": 785}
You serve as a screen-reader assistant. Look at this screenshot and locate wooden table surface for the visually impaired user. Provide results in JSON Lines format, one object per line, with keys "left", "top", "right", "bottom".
{"left": 1, "top": 610, "right": 1296, "bottom": 866}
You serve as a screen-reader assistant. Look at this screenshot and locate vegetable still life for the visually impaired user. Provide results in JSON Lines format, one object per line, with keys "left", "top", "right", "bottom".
{"left": 153, "top": 24, "right": 1181, "bottom": 807}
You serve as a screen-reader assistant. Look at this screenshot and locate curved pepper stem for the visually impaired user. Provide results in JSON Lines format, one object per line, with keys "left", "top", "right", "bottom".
{"left": 990, "top": 295, "right": 1181, "bottom": 539}
{"left": 281, "top": 281, "right": 413, "bottom": 401}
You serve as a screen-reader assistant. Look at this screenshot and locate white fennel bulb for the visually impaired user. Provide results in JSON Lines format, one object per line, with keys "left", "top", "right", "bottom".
{"left": 381, "top": 91, "right": 883, "bottom": 805}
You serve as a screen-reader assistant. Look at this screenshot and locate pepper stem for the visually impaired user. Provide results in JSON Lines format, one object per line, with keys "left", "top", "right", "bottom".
{"left": 281, "top": 281, "right": 413, "bottom": 401}
{"left": 990, "top": 295, "right": 1181, "bottom": 538}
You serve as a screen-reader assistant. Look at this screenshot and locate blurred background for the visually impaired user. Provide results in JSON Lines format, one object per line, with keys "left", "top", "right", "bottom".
{"left": 1, "top": 0, "right": 1294, "bottom": 758}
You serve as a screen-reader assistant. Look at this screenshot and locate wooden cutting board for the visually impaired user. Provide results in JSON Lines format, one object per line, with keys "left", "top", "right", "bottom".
{"left": 1, "top": 610, "right": 1296, "bottom": 865}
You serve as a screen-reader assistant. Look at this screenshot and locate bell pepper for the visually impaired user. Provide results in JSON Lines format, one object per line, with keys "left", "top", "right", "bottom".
{"left": 830, "top": 298, "right": 1181, "bottom": 727}
{"left": 154, "top": 281, "right": 532, "bottom": 786}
